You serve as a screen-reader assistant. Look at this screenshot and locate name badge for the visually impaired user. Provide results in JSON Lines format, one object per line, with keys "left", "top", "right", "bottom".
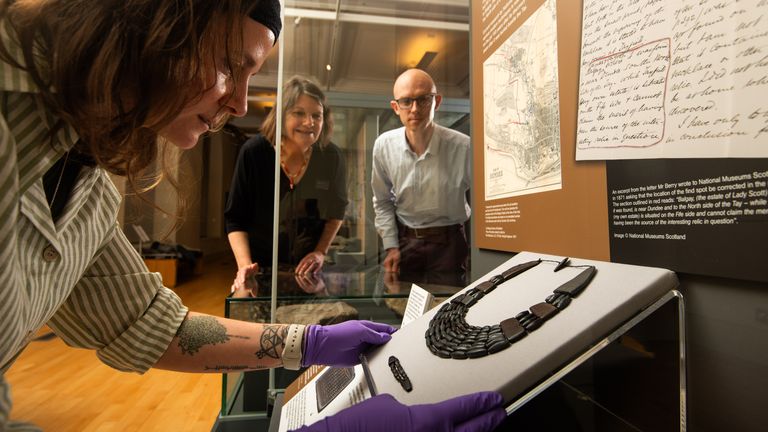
{"left": 315, "top": 180, "right": 330, "bottom": 190}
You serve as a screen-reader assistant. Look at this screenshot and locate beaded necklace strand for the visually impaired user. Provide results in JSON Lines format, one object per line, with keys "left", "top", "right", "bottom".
{"left": 425, "top": 259, "right": 597, "bottom": 360}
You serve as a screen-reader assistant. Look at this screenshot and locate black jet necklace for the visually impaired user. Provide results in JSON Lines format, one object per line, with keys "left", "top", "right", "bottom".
{"left": 425, "top": 259, "right": 597, "bottom": 359}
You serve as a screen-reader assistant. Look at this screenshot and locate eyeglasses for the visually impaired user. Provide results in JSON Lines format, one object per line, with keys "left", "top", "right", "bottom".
{"left": 393, "top": 93, "right": 437, "bottom": 110}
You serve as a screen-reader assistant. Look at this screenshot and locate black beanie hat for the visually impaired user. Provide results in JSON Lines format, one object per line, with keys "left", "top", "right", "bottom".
{"left": 248, "top": 0, "right": 282, "bottom": 43}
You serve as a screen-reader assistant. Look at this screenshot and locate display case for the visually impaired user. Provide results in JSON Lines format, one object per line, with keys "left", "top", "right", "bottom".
{"left": 213, "top": 265, "right": 463, "bottom": 431}
{"left": 270, "top": 252, "right": 687, "bottom": 432}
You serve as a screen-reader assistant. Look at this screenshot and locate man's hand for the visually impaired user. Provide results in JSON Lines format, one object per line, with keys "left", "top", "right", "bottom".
{"left": 382, "top": 248, "right": 400, "bottom": 273}
{"left": 383, "top": 271, "right": 401, "bottom": 294}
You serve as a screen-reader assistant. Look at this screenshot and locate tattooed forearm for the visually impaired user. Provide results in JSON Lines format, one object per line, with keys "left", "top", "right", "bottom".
{"left": 176, "top": 316, "right": 230, "bottom": 356}
{"left": 203, "top": 365, "right": 269, "bottom": 371}
{"left": 255, "top": 325, "right": 288, "bottom": 359}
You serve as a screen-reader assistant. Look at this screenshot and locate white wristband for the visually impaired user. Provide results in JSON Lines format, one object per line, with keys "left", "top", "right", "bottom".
{"left": 281, "top": 324, "right": 306, "bottom": 370}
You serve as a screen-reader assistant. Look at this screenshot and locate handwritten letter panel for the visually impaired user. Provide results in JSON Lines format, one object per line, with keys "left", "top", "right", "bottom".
{"left": 577, "top": 0, "right": 768, "bottom": 159}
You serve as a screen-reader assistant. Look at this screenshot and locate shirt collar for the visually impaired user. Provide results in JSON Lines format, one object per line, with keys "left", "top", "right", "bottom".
{"left": 0, "top": 18, "right": 41, "bottom": 94}
{"left": 1, "top": 18, "right": 79, "bottom": 153}
{"left": 400, "top": 126, "right": 440, "bottom": 157}
{"left": 426, "top": 128, "right": 440, "bottom": 156}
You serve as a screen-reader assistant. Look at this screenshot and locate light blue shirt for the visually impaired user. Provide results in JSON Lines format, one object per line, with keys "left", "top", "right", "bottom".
{"left": 371, "top": 124, "right": 471, "bottom": 250}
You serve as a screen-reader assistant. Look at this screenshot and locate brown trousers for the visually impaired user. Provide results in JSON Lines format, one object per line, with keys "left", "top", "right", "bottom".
{"left": 396, "top": 223, "right": 469, "bottom": 287}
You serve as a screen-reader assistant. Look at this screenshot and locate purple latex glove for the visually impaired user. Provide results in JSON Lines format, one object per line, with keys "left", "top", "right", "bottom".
{"left": 292, "top": 392, "right": 506, "bottom": 432}
{"left": 302, "top": 320, "right": 396, "bottom": 367}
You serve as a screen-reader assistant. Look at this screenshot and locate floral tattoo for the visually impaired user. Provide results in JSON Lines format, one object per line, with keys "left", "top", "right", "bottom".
{"left": 177, "top": 316, "right": 230, "bottom": 356}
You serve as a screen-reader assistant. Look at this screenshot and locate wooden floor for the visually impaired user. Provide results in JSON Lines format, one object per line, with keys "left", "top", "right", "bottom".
{"left": 6, "top": 254, "right": 238, "bottom": 432}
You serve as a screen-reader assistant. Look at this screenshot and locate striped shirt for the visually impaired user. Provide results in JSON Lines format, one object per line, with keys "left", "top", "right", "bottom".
{"left": 0, "top": 19, "right": 187, "bottom": 427}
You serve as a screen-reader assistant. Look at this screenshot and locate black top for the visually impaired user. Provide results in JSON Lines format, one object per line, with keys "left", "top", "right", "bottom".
{"left": 224, "top": 134, "right": 348, "bottom": 266}
{"left": 43, "top": 150, "right": 96, "bottom": 222}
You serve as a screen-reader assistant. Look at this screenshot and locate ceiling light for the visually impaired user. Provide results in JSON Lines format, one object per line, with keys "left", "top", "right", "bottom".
{"left": 326, "top": 64, "right": 332, "bottom": 71}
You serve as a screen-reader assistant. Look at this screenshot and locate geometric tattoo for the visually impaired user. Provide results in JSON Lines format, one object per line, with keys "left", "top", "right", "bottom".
{"left": 176, "top": 316, "right": 230, "bottom": 356}
{"left": 255, "top": 325, "right": 287, "bottom": 359}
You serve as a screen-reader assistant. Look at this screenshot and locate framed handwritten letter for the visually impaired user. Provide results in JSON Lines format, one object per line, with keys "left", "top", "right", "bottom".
{"left": 576, "top": 0, "right": 768, "bottom": 160}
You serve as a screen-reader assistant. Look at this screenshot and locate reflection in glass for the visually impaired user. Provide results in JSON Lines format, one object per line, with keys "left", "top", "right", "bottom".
{"left": 220, "top": 1, "right": 471, "bottom": 421}
{"left": 273, "top": 1, "right": 471, "bottom": 277}
{"left": 225, "top": 76, "right": 348, "bottom": 289}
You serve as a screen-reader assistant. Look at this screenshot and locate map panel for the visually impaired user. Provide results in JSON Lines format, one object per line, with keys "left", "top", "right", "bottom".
{"left": 483, "top": 0, "right": 562, "bottom": 201}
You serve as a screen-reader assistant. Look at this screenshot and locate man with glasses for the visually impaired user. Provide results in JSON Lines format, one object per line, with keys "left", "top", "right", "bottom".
{"left": 371, "top": 69, "right": 471, "bottom": 285}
